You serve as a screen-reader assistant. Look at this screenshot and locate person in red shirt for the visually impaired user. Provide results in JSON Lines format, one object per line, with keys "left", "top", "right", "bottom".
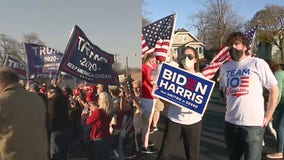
{"left": 86, "top": 91, "right": 115, "bottom": 160}
{"left": 141, "top": 53, "right": 159, "bottom": 153}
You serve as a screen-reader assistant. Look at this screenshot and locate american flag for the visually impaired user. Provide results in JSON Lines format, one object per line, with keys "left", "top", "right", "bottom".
{"left": 142, "top": 14, "right": 176, "bottom": 61}
{"left": 202, "top": 26, "right": 258, "bottom": 80}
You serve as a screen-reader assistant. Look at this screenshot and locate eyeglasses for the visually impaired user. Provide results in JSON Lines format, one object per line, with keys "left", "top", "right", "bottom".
{"left": 181, "top": 54, "right": 195, "bottom": 60}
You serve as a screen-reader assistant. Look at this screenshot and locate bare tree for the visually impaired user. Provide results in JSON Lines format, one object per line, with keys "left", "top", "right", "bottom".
{"left": 249, "top": 5, "right": 284, "bottom": 62}
{"left": 189, "top": 0, "right": 243, "bottom": 50}
{"left": 23, "top": 33, "right": 45, "bottom": 45}
{"left": 0, "top": 34, "right": 23, "bottom": 65}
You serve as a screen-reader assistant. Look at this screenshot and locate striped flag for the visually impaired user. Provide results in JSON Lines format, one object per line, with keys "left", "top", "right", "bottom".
{"left": 142, "top": 14, "right": 176, "bottom": 61}
{"left": 202, "top": 26, "right": 258, "bottom": 80}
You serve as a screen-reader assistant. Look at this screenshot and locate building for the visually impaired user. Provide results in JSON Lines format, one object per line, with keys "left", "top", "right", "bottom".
{"left": 170, "top": 28, "right": 204, "bottom": 60}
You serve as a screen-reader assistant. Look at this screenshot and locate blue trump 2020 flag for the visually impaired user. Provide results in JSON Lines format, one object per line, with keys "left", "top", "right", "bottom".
{"left": 4, "top": 55, "right": 27, "bottom": 79}
{"left": 24, "top": 43, "right": 63, "bottom": 79}
{"left": 59, "top": 25, "right": 119, "bottom": 85}
{"left": 153, "top": 63, "right": 215, "bottom": 115}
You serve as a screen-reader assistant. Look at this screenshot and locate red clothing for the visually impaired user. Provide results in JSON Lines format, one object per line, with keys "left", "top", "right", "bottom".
{"left": 86, "top": 108, "right": 111, "bottom": 140}
{"left": 142, "top": 63, "right": 156, "bottom": 99}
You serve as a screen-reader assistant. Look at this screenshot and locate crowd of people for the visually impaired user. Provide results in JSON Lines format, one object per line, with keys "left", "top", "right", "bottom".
{"left": 0, "top": 31, "right": 284, "bottom": 160}
{"left": 0, "top": 66, "right": 149, "bottom": 160}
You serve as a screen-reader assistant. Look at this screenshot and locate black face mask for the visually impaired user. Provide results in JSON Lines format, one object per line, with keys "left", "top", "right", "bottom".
{"left": 229, "top": 48, "right": 243, "bottom": 61}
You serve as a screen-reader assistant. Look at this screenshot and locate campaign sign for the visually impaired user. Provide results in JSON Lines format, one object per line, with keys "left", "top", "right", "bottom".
{"left": 25, "top": 43, "right": 63, "bottom": 78}
{"left": 59, "top": 25, "right": 119, "bottom": 85}
{"left": 153, "top": 63, "right": 215, "bottom": 115}
{"left": 4, "top": 55, "right": 27, "bottom": 79}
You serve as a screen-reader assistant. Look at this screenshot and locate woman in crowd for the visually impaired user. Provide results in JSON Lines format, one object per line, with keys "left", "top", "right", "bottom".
{"left": 157, "top": 46, "right": 204, "bottom": 160}
{"left": 86, "top": 91, "right": 115, "bottom": 160}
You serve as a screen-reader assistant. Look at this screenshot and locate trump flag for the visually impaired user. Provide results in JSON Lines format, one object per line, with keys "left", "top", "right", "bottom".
{"left": 24, "top": 43, "right": 63, "bottom": 79}
{"left": 59, "top": 25, "right": 119, "bottom": 85}
{"left": 4, "top": 55, "right": 27, "bottom": 79}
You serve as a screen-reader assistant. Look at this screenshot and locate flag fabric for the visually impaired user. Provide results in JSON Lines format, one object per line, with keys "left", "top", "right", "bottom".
{"left": 202, "top": 46, "right": 231, "bottom": 80}
{"left": 24, "top": 43, "right": 63, "bottom": 79}
{"left": 244, "top": 25, "right": 257, "bottom": 45}
{"left": 59, "top": 25, "right": 119, "bottom": 85}
{"left": 4, "top": 55, "right": 27, "bottom": 79}
{"left": 202, "top": 26, "right": 258, "bottom": 80}
{"left": 142, "top": 14, "right": 176, "bottom": 61}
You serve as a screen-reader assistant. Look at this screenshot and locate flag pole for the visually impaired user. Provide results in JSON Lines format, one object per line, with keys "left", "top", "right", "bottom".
{"left": 22, "top": 39, "right": 30, "bottom": 85}
{"left": 166, "top": 13, "right": 177, "bottom": 56}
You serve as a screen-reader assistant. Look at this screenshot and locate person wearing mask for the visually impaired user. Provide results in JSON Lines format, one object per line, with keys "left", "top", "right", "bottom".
{"left": 0, "top": 67, "right": 49, "bottom": 160}
{"left": 266, "top": 59, "right": 284, "bottom": 159}
{"left": 157, "top": 46, "right": 204, "bottom": 160}
{"left": 219, "top": 32, "right": 279, "bottom": 160}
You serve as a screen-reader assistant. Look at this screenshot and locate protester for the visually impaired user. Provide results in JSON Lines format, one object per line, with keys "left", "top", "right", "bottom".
{"left": 131, "top": 80, "right": 143, "bottom": 154}
{"left": 219, "top": 32, "right": 279, "bottom": 160}
{"left": 0, "top": 67, "right": 49, "bottom": 160}
{"left": 156, "top": 46, "right": 204, "bottom": 160}
{"left": 150, "top": 98, "right": 164, "bottom": 134}
{"left": 265, "top": 59, "right": 284, "bottom": 159}
{"left": 141, "top": 53, "right": 159, "bottom": 154}
{"left": 47, "top": 86, "right": 71, "bottom": 160}
{"left": 86, "top": 91, "right": 115, "bottom": 160}
{"left": 97, "top": 83, "right": 109, "bottom": 94}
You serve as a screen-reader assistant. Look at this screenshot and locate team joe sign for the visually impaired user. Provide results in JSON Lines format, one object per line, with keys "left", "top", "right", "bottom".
{"left": 153, "top": 63, "right": 215, "bottom": 115}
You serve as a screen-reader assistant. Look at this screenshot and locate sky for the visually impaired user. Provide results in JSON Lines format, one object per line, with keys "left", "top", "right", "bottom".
{"left": 143, "top": 0, "right": 284, "bottom": 35}
{"left": 0, "top": 0, "right": 141, "bottom": 68}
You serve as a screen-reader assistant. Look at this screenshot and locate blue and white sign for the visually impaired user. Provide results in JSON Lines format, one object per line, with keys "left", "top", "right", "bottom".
{"left": 153, "top": 63, "right": 215, "bottom": 115}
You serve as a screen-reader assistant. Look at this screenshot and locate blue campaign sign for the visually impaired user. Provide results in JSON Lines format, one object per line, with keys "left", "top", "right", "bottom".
{"left": 153, "top": 63, "right": 215, "bottom": 115}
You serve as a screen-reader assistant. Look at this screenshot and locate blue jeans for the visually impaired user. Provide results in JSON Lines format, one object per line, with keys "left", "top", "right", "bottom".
{"left": 224, "top": 122, "right": 264, "bottom": 160}
{"left": 50, "top": 129, "right": 70, "bottom": 160}
{"left": 274, "top": 109, "right": 284, "bottom": 152}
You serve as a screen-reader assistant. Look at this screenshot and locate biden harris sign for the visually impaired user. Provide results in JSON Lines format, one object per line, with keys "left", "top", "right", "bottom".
{"left": 153, "top": 63, "right": 215, "bottom": 115}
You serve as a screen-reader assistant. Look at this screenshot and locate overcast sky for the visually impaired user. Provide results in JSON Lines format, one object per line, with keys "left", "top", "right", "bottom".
{"left": 0, "top": 0, "right": 141, "bottom": 68}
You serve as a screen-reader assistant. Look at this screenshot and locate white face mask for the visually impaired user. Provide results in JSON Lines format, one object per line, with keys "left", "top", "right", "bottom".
{"left": 182, "top": 57, "right": 195, "bottom": 69}
{"left": 165, "top": 56, "right": 171, "bottom": 63}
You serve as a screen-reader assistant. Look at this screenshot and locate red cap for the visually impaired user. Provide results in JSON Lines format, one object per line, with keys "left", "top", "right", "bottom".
{"left": 86, "top": 92, "right": 97, "bottom": 102}
{"left": 88, "top": 85, "right": 96, "bottom": 92}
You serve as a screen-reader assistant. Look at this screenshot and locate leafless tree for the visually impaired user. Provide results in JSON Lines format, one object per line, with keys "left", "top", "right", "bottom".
{"left": 0, "top": 34, "right": 23, "bottom": 65}
{"left": 249, "top": 5, "right": 284, "bottom": 62}
{"left": 189, "top": 0, "right": 242, "bottom": 50}
{"left": 23, "top": 33, "right": 45, "bottom": 45}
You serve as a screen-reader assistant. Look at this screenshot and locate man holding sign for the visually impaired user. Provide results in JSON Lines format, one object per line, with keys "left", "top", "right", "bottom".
{"left": 155, "top": 47, "right": 215, "bottom": 160}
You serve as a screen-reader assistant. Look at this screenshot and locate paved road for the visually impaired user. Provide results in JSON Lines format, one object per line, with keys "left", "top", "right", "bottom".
{"left": 68, "top": 86, "right": 279, "bottom": 160}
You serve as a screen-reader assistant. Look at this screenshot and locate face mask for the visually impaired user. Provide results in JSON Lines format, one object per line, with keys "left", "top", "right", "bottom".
{"left": 182, "top": 57, "right": 194, "bottom": 69}
{"left": 165, "top": 56, "right": 171, "bottom": 63}
{"left": 229, "top": 48, "right": 243, "bottom": 61}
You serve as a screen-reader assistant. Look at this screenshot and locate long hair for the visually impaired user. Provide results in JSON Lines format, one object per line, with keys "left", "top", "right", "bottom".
{"left": 98, "top": 91, "right": 115, "bottom": 117}
{"left": 226, "top": 32, "right": 250, "bottom": 55}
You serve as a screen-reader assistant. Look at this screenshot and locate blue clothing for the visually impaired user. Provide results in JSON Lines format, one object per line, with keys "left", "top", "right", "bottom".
{"left": 225, "top": 122, "right": 264, "bottom": 160}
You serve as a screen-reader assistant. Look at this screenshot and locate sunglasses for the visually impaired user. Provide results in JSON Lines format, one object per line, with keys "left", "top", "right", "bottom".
{"left": 181, "top": 54, "right": 195, "bottom": 60}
